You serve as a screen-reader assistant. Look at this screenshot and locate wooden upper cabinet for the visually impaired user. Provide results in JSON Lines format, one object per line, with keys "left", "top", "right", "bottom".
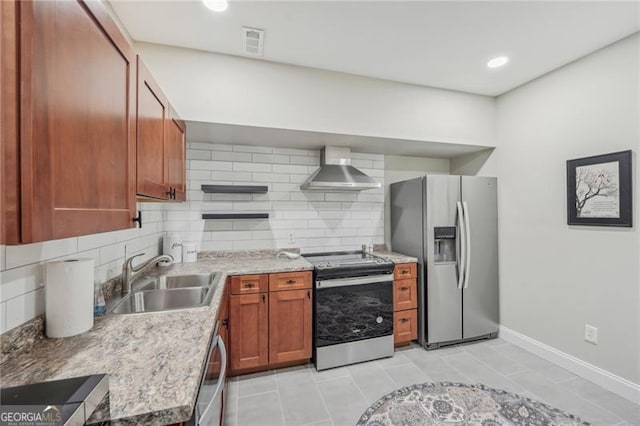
{"left": 17, "top": 0, "right": 137, "bottom": 242}
{"left": 136, "top": 56, "right": 170, "bottom": 200}
{"left": 165, "top": 105, "right": 186, "bottom": 202}
{"left": 269, "top": 288, "right": 312, "bottom": 365}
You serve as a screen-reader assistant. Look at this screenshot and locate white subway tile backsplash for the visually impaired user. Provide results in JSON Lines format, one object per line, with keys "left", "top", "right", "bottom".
{"left": 271, "top": 147, "right": 316, "bottom": 156}
{"left": 233, "top": 145, "right": 273, "bottom": 154}
{"left": 290, "top": 156, "right": 320, "bottom": 166}
{"left": 190, "top": 160, "right": 233, "bottom": 171}
{"left": 0, "top": 301, "right": 7, "bottom": 334}
{"left": 210, "top": 151, "right": 252, "bottom": 162}
{"left": 189, "top": 142, "right": 232, "bottom": 151}
{"left": 5, "top": 237, "right": 78, "bottom": 270}
{"left": 186, "top": 150, "right": 211, "bottom": 160}
{"left": 188, "top": 170, "right": 212, "bottom": 180}
{"left": 232, "top": 162, "right": 272, "bottom": 173}
{"left": 252, "top": 172, "right": 289, "bottom": 183}
{"left": 0, "top": 264, "right": 44, "bottom": 303}
{"left": 210, "top": 171, "right": 253, "bottom": 182}
{"left": 252, "top": 154, "right": 290, "bottom": 164}
{"left": 178, "top": 142, "right": 384, "bottom": 254}
{"left": 5, "top": 288, "right": 45, "bottom": 331}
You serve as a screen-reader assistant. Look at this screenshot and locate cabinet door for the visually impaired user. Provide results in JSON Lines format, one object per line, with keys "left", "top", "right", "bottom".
{"left": 18, "top": 0, "right": 137, "bottom": 242}
{"left": 165, "top": 105, "right": 186, "bottom": 202}
{"left": 136, "top": 57, "right": 169, "bottom": 200}
{"left": 269, "top": 289, "right": 312, "bottom": 365}
{"left": 393, "top": 279, "right": 418, "bottom": 311}
{"left": 230, "top": 293, "right": 268, "bottom": 373}
{"left": 394, "top": 309, "right": 418, "bottom": 346}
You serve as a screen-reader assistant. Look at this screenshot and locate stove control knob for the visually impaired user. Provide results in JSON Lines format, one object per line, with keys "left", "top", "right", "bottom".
{"left": 376, "top": 316, "right": 383, "bottom": 324}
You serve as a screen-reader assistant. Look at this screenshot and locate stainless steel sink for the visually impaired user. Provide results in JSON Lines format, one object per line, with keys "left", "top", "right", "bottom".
{"left": 138, "top": 273, "right": 213, "bottom": 291}
{"left": 110, "top": 272, "right": 220, "bottom": 315}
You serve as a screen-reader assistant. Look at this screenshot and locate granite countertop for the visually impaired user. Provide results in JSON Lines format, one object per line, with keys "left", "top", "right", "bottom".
{"left": 373, "top": 250, "right": 419, "bottom": 264}
{"left": 0, "top": 253, "right": 313, "bottom": 425}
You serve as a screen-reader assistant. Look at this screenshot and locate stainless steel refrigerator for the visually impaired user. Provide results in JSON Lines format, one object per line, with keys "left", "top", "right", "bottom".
{"left": 390, "top": 175, "right": 498, "bottom": 348}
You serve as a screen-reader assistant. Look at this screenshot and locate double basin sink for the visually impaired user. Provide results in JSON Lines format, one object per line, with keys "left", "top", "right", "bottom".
{"left": 111, "top": 273, "right": 221, "bottom": 315}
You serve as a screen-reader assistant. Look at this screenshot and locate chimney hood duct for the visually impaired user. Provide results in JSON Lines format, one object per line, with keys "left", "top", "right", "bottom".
{"left": 300, "top": 146, "right": 381, "bottom": 191}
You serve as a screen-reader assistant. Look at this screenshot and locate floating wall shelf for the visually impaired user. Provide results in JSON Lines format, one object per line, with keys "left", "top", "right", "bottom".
{"left": 202, "top": 213, "right": 269, "bottom": 220}
{"left": 201, "top": 184, "right": 268, "bottom": 194}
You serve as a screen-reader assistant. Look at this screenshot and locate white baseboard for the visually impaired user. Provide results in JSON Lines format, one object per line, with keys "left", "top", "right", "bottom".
{"left": 499, "top": 325, "right": 640, "bottom": 404}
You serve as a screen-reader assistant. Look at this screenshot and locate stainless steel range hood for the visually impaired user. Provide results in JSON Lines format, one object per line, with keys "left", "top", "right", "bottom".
{"left": 300, "top": 147, "right": 381, "bottom": 191}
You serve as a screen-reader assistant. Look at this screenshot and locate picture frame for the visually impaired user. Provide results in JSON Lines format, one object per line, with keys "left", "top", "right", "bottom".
{"left": 566, "top": 150, "right": 632, "bottom": 227}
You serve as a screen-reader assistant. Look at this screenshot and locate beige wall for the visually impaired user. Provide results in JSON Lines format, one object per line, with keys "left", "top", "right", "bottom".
{"left": 495, "top": 34, "right": 640, "bottom": 383}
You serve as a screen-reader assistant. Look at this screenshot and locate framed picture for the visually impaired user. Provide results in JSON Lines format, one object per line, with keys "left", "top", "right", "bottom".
{"left": 566, "top": 150, "right": 632, "bottom": 227}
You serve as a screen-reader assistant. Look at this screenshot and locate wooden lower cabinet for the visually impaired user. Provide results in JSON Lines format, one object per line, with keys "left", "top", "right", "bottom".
{"left": 228, "top": 271, "right": 313, "bottom": 376}
{"left": 269, "top": 289, "right": 312, "bottom": 366}
{"left": 394, "top": 309, "right": 418, "bottom": 346}
{"left": 229, "top": 292, "right": 269, "bottom": 374}
{"left": 393, "top": 262, "right": 419, "bottom": 347}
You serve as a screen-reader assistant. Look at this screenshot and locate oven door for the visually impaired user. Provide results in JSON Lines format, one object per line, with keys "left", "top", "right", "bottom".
{"left": 189, "top": 322, "right": 227, "bottom": 426}
{"left": 315, "top": 274, "right": 394, "bottom": 348}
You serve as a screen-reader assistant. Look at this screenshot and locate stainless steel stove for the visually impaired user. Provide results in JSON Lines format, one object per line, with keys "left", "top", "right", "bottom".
{"left": 303, "top": 251, "right": 395, "bottom": 370}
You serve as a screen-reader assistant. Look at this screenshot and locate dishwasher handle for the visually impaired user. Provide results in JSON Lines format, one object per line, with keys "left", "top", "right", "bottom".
{"left": 199, "top": 335, "right": 227, "bottom": 424}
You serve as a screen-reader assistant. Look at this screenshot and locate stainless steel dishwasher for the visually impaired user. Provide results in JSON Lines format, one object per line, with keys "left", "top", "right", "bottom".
{"left": 188, "top": 321, "right": 227, "bottom": 426}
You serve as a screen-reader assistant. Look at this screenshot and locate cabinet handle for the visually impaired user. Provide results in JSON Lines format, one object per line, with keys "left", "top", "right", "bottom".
{"left": 400, "top": 286, "right": 409, "bottom": 291}
{"left": 132, "top": 211, "right": 142, "bottom": 228}
{"left": 172, "top": 188, "right": 177, "bottom": 199}
{"left": 166, "top": 188, "right": 173, "bottom": 198}
{"left": 262, "top": 294, "right": 266, "bottom": 303}
{"left": 401, "top": 269, "right": 409, "bottom": 274}
{"left": 244, "top": 283, "right": 255, "bottom": 288}
{"left": 286, "top": 279, "right": 296, "bottom": 284}
{"left": 307, "top": 290, "right": 310, "bottom": 299}
{"left": 400, "top": 318, "right": 409, "bottom": 323}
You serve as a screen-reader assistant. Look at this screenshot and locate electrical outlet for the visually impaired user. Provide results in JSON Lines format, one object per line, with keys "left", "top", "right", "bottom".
{"left": 288, "top": 232, "right": 295, "bottom": 245}
{"left": 584, "top": 324, "right": 598, "bottom": 345}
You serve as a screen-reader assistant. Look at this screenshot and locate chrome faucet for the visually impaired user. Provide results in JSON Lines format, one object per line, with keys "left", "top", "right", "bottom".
{"left": 121, "top": 253, "right": 174, "bottom": 294}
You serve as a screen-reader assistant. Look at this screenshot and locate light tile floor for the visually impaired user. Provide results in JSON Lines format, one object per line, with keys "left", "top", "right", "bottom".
{"left": 224, "top": 338, "right": 640, "bottom": 426}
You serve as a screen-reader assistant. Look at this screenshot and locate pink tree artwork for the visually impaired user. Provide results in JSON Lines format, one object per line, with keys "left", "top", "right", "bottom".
{"left": 575, "top": 162, "right": 619, "bottom": 217}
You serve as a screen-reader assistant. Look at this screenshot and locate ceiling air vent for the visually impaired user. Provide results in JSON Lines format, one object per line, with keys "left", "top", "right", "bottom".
{"left": 242, "top": 26, "right": 264, "bottom": 56}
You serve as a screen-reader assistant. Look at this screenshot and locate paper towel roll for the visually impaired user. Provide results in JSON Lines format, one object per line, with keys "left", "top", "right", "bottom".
{"left": 45, "top": 258, "right": 94, "bottom": 338}
{"left": 163, "top": 232, "right": 182, "bottom": 263}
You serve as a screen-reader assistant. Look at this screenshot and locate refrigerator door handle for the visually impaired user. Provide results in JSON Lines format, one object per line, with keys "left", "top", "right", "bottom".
{"left": 456, "top": 201, "right": 466, "bottom": 290}
{"left": 463, "top": 201, "right": 471, "bottom": 289}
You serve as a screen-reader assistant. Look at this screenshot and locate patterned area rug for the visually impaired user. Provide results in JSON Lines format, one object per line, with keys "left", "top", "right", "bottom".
{"left": 356, "top": 382, "right": 590, "bottom": 426}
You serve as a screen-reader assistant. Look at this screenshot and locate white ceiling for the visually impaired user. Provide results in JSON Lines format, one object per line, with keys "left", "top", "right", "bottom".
{"left": 186, "top": 121, "right": 494, "bottom": 158}
{"left": 109, "top": 1, "right": 639, "bottom": 96}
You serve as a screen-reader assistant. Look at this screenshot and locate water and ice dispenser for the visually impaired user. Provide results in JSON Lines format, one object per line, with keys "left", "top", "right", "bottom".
{"left": 434, "top": 226, "right": 456, "bottom": 263}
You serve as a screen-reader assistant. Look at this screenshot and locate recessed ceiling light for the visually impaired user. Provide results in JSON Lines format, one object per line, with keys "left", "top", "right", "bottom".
{"left": 203, "top": 0, "right": 228, "bottom": 12}
{"left": 487, "top": 56, "right": 509, "bottom": 69}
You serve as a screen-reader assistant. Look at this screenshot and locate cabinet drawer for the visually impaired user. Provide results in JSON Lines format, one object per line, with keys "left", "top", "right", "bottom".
{"left": 269, "top": 271, "right": 312, "bottom": 292}
{"left": 393, "top": 279, "right": 417, "bottom": 311}
{"left": 394, "top": 309, "right": 418, "bottom": 346}
{"left": 394, "top": 263, "right": 417, "bottom": 280}
{"left": 230, "top": 274, "right": 268, "bottom": 295}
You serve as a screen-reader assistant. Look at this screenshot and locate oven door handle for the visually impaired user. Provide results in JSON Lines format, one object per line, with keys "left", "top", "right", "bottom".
{"left": 199, "top": 335, "right": 227, "bottom": 424}
{"left": 316, "top": 273, "right": 394, "bottom": 289}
